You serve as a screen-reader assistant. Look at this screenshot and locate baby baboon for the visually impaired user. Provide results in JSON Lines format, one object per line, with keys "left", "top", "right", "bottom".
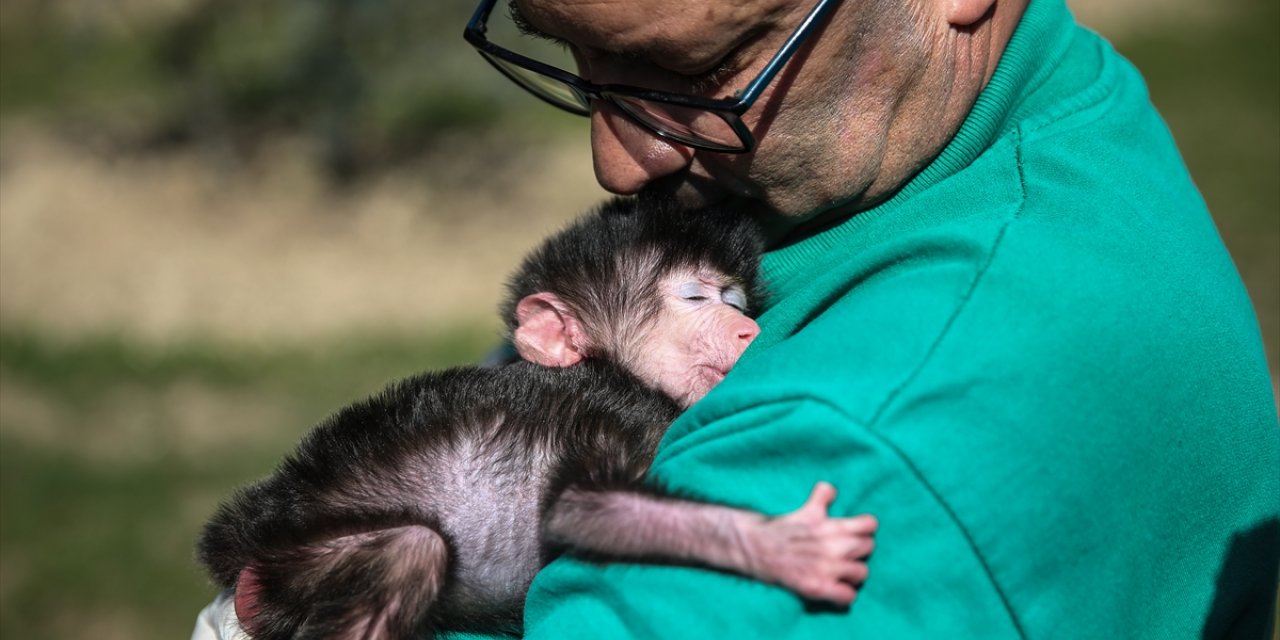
{"left": 197, "top": 198, "right": 877, "bottom": 639}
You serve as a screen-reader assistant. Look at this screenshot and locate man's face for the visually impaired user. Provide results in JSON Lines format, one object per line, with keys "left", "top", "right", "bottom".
{"left": 513, "top": 0, "right": 931, "bottom": 220}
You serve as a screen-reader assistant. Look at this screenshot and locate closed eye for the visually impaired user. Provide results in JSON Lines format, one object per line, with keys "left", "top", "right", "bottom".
{"left": 722, "top": 287, "right": 748, "bottom": 312}
{"left": 677, "top": 282, "right": 711, "bottom": 302}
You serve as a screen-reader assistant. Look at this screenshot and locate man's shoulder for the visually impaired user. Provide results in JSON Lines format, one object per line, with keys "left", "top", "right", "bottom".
{"left": 739, "top": 177, "right": 1273, "bottom": 430}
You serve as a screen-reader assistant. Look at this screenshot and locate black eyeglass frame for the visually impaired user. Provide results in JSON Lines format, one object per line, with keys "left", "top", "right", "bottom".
{"left": 463, "top": 0, "right": 840, "bottom": 153}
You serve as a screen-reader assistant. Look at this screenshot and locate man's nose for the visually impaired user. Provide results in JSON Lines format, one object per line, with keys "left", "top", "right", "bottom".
{"left": 590, "top": 102, "right": 693, "bottom": 195}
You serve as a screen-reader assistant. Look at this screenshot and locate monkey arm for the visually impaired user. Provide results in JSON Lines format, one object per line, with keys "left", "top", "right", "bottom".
{"left": 543, "top": 482, "right": 877, "bottom": 605}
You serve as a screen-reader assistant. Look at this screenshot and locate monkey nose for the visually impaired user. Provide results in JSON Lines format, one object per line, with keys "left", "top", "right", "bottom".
{"left": 737, "top": 317, "right": 760, "bottom": 345}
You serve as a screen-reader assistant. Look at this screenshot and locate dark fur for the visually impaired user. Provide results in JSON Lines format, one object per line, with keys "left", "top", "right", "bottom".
{"left": 196, "top": 197, "right": 763, "bottom": 639}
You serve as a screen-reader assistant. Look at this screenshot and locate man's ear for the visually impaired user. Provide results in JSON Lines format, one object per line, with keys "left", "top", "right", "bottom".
{"left": 513, "top": 292, "right": 588, "bottom": 367}
{"left": 946, "top": 0, "right": 996, "bottom": 26}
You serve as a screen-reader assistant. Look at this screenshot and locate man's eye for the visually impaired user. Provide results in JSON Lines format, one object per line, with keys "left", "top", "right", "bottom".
{"left": 683, "top": 63, "right": 733, "bottom": 95}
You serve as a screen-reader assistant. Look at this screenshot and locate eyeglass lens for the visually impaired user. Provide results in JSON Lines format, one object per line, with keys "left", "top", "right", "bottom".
{"left": 477, "top": 31, "right": 748, "bottom": 151}
{"left": 481, "top": 50, "right": 745, "bottom": 150}
{"left": 610, "top": 96, "right": 744, "bottom": 151}
{"left": 479, "top": 50, "right": 591, "bottom": 114}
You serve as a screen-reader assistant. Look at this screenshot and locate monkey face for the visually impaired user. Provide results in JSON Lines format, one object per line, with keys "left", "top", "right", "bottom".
{"left": 624, "top": 269, "right": 760, "bottom": 408}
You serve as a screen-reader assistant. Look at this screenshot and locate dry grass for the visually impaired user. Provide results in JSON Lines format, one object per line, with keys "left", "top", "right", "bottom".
{"left": 0, "top": 377, "right": 292, "bottom": 463}
{"left": 0, "top": 125, "right": 608, "bottom": 345}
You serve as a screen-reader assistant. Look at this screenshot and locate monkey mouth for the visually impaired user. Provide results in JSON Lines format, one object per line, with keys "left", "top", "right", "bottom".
{"left": 698, "top": 365, "right": 729, "bottom": 384}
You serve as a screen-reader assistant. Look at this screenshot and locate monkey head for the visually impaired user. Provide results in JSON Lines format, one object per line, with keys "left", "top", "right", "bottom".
{"left": 503, "top": 197, "right": 765, "bottom": 407}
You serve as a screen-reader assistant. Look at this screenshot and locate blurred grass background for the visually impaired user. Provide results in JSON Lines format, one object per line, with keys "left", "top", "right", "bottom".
{"left": 0, "top": 1, "right": 1276, "bottom": 639}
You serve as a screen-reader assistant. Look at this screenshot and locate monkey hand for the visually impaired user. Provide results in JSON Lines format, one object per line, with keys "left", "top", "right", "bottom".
{"left": 738, "top": 481, "right": 877, "bottom": 606}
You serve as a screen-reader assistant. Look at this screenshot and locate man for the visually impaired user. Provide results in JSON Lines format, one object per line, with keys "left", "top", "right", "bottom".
{"left": 465, "top": 0, "right": 1279, "bottom": 637}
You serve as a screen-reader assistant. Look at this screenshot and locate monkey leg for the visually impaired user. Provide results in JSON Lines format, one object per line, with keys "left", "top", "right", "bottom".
{"left": 543, "top": 482, "right": 878, "bottom": 605}
{"left": 236, "top": 525, "right": 449, "bottom": 640}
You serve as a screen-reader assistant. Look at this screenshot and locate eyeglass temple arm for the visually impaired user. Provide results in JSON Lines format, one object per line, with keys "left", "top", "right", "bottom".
{"left": 734, "top": 0, "right": 841, "bottom": 102}
{"left": 466, "top": 0, "right": 499, "bottom": 34}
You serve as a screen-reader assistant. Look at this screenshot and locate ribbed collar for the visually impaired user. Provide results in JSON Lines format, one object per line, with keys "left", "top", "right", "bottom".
{"left": 761, "top": 0, "right": 1076, "bottom": 290}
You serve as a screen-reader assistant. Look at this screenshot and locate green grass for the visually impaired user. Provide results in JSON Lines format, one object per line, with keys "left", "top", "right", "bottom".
{"left": 0, "top": 441, "right": 240, "bottom": 640}
{"left": 0, "top": 327, "right": 496, "bottom": 406}
{"left": 0, "top": 23, "right": 167, "bottom": 115}
{"left": 0, "top": 1, "right": 586, "bottom": 177}
{"left": 0, "top": 326, "right": 496, "bottom": 640}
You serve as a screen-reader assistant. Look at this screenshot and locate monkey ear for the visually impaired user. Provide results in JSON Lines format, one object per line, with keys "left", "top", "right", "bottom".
{"left": 513, "top": 293, "right": 588, "bottom": 367}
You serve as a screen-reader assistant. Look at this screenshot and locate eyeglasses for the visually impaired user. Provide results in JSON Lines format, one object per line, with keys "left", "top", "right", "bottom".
{"left": 463, "top": 0, "right": 840, "bottom": 153}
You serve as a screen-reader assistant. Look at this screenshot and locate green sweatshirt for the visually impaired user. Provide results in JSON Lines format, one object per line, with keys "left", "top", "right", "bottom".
{"left": 517, "top": 0, "right": 1280, "bottom": 637}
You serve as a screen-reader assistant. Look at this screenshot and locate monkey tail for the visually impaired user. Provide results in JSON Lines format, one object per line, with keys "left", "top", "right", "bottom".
{"left": 237, "top": 525, "right": 450, "bottom": 640}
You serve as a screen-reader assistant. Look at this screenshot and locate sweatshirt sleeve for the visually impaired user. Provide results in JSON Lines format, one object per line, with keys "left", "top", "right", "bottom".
{"left": 521, "top": 393, "right": 1024, "bottom": 639}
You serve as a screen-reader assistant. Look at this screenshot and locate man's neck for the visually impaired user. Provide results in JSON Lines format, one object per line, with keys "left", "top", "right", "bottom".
{"left": 759, "top": 0, "right": 1031, "bottom": 247}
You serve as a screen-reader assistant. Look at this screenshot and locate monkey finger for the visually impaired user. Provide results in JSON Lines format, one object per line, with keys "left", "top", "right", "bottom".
{"left": 803, "top": 578, "right": 858, "bottom": 606}
{"left": 799, "top": 481, "right": 838, "bottom": 516}
{"left": 840, "top": 534, "right": 876, "bottom": 560}
{"left": 834, "top": 514, "right": 879, "bottom": 534}
{"left": 834, "top": 559, "right": 870, "bottom": 584}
